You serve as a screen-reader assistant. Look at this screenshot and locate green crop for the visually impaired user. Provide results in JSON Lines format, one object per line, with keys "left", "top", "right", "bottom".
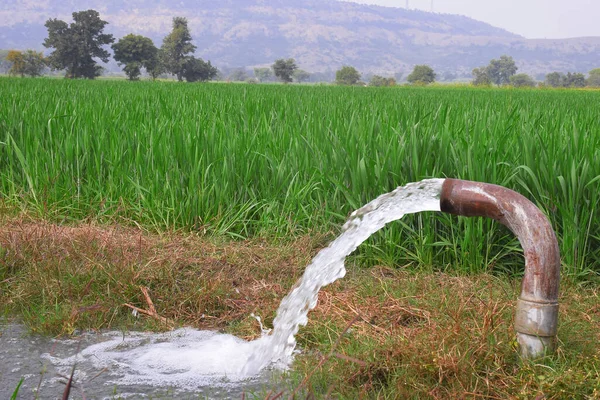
{"left": 1, "top": 78, "right": 599, "bottom": 276}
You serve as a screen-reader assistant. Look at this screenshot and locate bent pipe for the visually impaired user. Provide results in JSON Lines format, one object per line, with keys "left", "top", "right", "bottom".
{"left": 439, "top": 179, "right": 560, "bottom": 358}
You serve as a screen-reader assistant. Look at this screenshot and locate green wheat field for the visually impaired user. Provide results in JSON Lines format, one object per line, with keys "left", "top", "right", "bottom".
{"left": 2, "top": 78, "right": 598, "bottom": 276}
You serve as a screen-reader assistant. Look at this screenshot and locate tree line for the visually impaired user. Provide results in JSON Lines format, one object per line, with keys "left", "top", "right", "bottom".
{"left": 44, "top": 10, "right": 218, "bottom": 82}
{"left": 472, "top": 55, "right": 600, "bottom": 88}
{"left": 333, "top": 58, "right": 600, "bottom": 88}
{"left": 2, "top": 10, "right": 218, "bottom": 81}
{"left": 332, "top": 64, "right": 436, "bottom": 86}
{"left": 2, "top": 10, "right": 310, "bottom": 84}
{"left": 2, "top": 10, "right": 600, "bottom": 88}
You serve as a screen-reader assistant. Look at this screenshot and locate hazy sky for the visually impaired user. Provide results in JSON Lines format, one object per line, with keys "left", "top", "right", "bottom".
{"left": 351, "top": 0, "right": 600, "bottom": 39}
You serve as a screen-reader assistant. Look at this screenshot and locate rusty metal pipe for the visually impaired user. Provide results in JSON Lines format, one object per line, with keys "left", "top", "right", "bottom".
{"left": 439, "top": 179, "right": 560, "bottom": 358}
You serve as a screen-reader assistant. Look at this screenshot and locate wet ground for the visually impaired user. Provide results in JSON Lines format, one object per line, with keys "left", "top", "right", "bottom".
{"left": 0, "top": 322, "right": 286, "bottom": 400}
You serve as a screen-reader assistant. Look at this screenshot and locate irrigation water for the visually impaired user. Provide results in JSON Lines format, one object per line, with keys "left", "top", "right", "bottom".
{"left": 1, "top": 179, "right": 444, "bottom": 398}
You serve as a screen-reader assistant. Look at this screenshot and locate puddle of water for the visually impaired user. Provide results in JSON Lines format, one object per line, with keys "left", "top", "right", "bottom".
{"left": 0, "top": 322, "right": 286, "bottom": 399}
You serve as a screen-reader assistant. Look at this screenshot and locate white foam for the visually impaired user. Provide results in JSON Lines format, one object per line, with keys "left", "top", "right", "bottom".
{"left": 42, "top": 328, "right": 280, "bottom": 390}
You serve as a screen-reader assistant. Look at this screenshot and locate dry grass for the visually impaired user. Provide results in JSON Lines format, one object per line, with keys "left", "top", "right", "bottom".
{"left": 1, "top": 217, "right": 599, "bottom": 399}
{"left": 0, "top": 215, "right": 324, "bottom": 336}
{"left": 292, "top": 269, "right": 600, "bottom": 399}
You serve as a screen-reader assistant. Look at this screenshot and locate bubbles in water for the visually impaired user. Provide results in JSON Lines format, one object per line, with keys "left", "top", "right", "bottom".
{"left": 42, "top": 329, "right": 274, "bottom": 390}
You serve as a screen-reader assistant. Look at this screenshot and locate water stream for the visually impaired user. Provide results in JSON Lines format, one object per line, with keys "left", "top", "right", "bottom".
{"left": 242, "top": 178, "right": 444, "bottom": 375}
{"left": 1, "top": 179, "right": 444, "bottom": 398}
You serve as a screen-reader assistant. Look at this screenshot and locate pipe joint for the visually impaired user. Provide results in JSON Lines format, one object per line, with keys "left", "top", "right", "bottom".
{"left": 514, "top": 299, "right": 559, "bottom": 337}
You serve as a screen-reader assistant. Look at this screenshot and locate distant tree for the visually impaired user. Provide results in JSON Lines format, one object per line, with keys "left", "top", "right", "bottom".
{"left": 335, "top": 66, "right": 361, "bottom": 85}
{"left": 229, "top": 68, "right": 248, "bottom": 81}
{"left": 43, "top": 10, "right": 114, "bottom": 79}
{"left": 145, "top": 55, "right": 165, "bottom": 80}
{"left": 545, "top": 72, "right": 564, "bottom": 87}
{"left": 564, "top": 72, "right": 586, "bottom": 88}
{"left": 6, "top": 50, "right": 25, "bottom": 76}
{"left": 161, "top": 17, "right": 196, "bottom": 81}
{"left": 471, "top": 67, "right": 491, "bottom": 86}
{"left": 293, "top": 69, "right": 311, "bottom": 83}
{"left": 7, "top": 50, "right": 47, "bottom": 77}
{"left": 21, "top": 50, "right": 47, "bottom": 77}
{"left": 272, "top": 58, "right": 297, "bottom": 83}
{"left": 544, "top": 71, "right": 586, "bottom": 88}
{"left": 407, "top": 65, "right": 436, "bottom": 84}
{"left": 587, "top": 68, "right": 600, "bottom": 87}
{"left": 112, "top": 34, "right": 159, "bottom": 80}
{"left": 182, "top": 57, "right": 218, "bottom": 82}
{"left": 486, "top": 55, "right": 517, "bottom": 85}
{"left": 369, "top": 75, "right": 396, "bottom": 87}
{"left": 254, "top": 67, "right": 272, "bottom": 82}
{"left": 510, "top": 73, "right": 536, "bottom": 88}
{"left": 394, "top": 71, "right": 404, "bottom": 82}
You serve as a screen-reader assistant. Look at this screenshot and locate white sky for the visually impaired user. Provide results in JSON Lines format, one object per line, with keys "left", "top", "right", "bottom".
{"left": 349, "top": 0, "right": 600, "bottom": 39}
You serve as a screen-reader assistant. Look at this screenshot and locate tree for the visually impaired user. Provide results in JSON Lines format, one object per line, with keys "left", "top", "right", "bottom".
{"left": 564, "top": 72, "right": 586, "bottom": 88}
{"left": 335, "top": 66, "right": 361, "bottom": 85}
{"left": 145, "top": 55, "right": 165, "bottom": 81}
{"left": 545, "top": 72, "right": 563, "bottom": 87}
{"left": 369, "top": 75, "right": 396, "bottom": 87}
{"left": 112, "top": 34, "right": 159, "bottom": 81}
{"left": 510, "top": 73, "right": 536, "bottom": 88}
{"left": 6, "top": 50, "right": 25, "bottom": 76}
{"left": 407, "top": 65, "right": 436, "bottom": 84}
{"left": 229, "top": 68, "right": 248, "bottom": 81}
{"left": 587, "top": 68, "right": 600, "bottom": 87}
{"left": 254, "top": 67, "right": 272, "bottom": 82}
{"left": 471, "top": 67, "right": 491, "bottom": 86}
{"left": 272, "top": 58, "right": 297, "bottom": 83}
{"left": 6, "top": 50, "right": 47, "bottom": 77}
{"left": 486, "top": 55, "right": 517, "bottom": 85}
{"left": 182, "top": 57, "right": 218, "bottom": 82}
{"left": 544, "top": 71, "right": 586, "bottom": 88}
{"left": 21, "top": 50, "right": 47, "bottom": 77}
{"left": 293, "top": 69, "right": 311, "bottom": 83}
{"left": 161, "top": 17, "right": 196, "bottom": 81}
{"left": 43, "top": 10, "right": 114, "bottom": 79}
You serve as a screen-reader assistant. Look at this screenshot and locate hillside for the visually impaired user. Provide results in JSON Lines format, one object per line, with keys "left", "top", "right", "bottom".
{"left": 1, "top": 0, "right": 599, "bottom": 77}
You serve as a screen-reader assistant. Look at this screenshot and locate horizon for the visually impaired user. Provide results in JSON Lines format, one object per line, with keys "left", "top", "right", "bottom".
{"left": 349, "top": 0, "right": 600, "bottom": 39}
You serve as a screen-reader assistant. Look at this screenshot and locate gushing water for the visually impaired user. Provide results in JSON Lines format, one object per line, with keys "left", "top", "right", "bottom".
{"left": 242, "top": 178, "right": 444, "bottom": 375}
{"left": 35, "top": 179, "right": 444, "bottom": 394}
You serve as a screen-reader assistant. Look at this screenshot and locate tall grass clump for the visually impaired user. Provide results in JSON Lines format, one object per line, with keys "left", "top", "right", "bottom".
{"left": 0, "top": 78, "right": 599, "bottom": 276}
